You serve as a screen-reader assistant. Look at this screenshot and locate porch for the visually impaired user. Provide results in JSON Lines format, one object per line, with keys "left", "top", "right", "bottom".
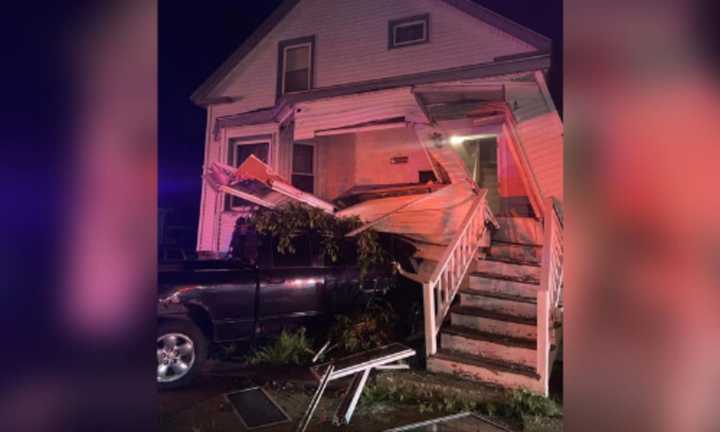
{"left": 203, "top": 74, "right": 563, "bottom": 396}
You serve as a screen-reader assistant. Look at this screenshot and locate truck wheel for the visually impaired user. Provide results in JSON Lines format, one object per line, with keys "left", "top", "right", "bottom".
{"left": 157, "top": 320, "right": 207, "bottom": 390}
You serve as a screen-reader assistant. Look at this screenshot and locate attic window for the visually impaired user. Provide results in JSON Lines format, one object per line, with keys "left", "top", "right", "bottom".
{"left": 389, "top": 14, "right": 430, "bottom": 49}
{"left": 278, "top": 36, "right": 315, "bottom": 96}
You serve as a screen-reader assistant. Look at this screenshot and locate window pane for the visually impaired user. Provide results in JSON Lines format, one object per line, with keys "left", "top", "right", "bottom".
{"left": 292, "top": 144, "right": 313, "bottom": 174}
{"left": 285, "top": 46, "right": 310, "bottom": 72}
{"left": 231, "top": 142, "right": 269, "bottom": 208}
{"left": 292, "top": 175, "right": 314, "bottom": 194}
{"left": 234, "top": 142, "right": 269, "bottom": 167}
{"left": 395, "top": 22, "right": 426, "bottom": 44}
{"left": 284, "top": 69, "right": 310, "bottom": 93}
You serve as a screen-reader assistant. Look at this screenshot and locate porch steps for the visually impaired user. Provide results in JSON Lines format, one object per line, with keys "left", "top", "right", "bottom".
{"left": 427, "top": 220, "right": 549, "bottom": 393}
{"left": 473, "top": 256, "right": 541, "bottom": 280}
{"left": 426, "top": 349, "right": 543, "bottom": 393}
{"left": 459, "top": 288, "right": 536, "bottom": 319}
{"left": 450, "top": 304, "right": 537, "bottom": 339}
{"left": 488, "top": 242, "right": 542, "bottom": 265}
{"left": 441, "top": 325, "right": 536, "bottom": 367}
{"left": 468, "top": 272, "right": 539, "bottom": 298}
{"left": 493, "top": 217, "right": 544, "bottom": 246}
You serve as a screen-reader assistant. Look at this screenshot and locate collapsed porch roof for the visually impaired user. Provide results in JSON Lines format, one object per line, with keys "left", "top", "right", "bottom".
{"left": 205, "top": 155, "right": 335, "bottom": 213}
{"left": 338, "top": 183, "right": 478, "bottom": 246}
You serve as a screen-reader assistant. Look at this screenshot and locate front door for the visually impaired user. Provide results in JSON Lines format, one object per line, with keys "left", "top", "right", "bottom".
{"left": 464, "top": 137, "right": 499, "bottom": 213}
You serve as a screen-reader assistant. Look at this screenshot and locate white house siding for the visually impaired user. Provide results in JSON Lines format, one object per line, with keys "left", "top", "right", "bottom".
{"left": 196, "top": 123, "right": 280, "bottom": 253}
{"left": 316, "top": 133, "right": 356, "bottom": 201}
{"left": 354, "top": 126, "right": 433, "bottom": 186}
{"left": 293, "top": 87, "right": 426, "bottom": 140}
{"left": 505, "top": 79, "right": 563, "bottom": 201}
{"left": 209, "top": 0, "right": 536, "bottom": 118}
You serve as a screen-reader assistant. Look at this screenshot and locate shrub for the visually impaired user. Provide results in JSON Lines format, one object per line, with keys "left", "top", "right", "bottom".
{"left": 246, "top": 328, "right": 315, "bottom": 366}
{"left": 503, "top": 389, "right": 562, "bottom": 420}
{"left": 248, "top": 203, "right": 391, "bottom": 278}
{"left": 360, "top": 381, "right": 562, "bottom": 430}
{"left": 329, "top": 298, "right": 397, "bottom": 354}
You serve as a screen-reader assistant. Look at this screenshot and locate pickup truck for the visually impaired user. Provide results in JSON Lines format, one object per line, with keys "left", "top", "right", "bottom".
{"left": 157, "top": 240, "right": 393, "bottom": 389}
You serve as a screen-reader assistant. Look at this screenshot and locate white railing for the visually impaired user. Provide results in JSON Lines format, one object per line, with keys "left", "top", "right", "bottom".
{"left": 536, "top": 198, "right": 564, "bottom": 396}
{"left": 423, "top": 190, "right": 495, "bottom": 357}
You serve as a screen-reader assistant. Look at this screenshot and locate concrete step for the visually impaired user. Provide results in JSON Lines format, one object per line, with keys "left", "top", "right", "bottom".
{"left": 494, "top": 217, "right": 544, "bottom": 246}
{"left": 427, "top": 349, "right": 543, "bottom": 393}
{"left": 441, "top": 325, "right": 536, "bottom": 368}
{"left": 488, "top": 242, "right": 542, "bottom": 265}
{"left": 459, "top": 288, "right": 537, "bottom": 319}
{"left": 468, "top": 272, "right": 539, "bottom": 299}
{"left": 451, "top": 305, "right": 537, "bottom": 339}
{"left": 473, "top": 256, "right": 541, "bottom": 280}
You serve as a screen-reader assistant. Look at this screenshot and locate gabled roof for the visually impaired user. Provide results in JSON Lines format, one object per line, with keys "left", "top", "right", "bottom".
{"left": 191, "top": 0, "right": 552, "bottom": 105}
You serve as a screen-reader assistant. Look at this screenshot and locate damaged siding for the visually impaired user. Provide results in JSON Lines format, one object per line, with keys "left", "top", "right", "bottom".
{"left": 506, "top": 80, "right": 563, "bottom": 200}
{"left": 293, "top": 87, "right": 426, "bottom": 140}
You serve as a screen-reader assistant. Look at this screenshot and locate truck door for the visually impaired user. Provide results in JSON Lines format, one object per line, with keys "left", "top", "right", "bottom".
{"left": 256, "top": 237, "right": 326, "bottom": 334}
{"left": 193, "top": 265, "right": 258, "bottom": 342}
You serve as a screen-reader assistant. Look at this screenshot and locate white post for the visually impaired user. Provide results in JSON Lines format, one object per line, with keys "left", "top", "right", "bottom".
{"left": 423, "top": 282, "right": 437, "bottom": 356}
{"left": 536, "top": 285, "right": 551, "bottom": 397}
{"left": 536, "top": 198, "right": 554, "bottom": 397}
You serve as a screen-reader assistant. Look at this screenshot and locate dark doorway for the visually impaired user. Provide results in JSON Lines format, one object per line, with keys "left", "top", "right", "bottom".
{"left": 464, "top": 137, "right": 500, "bottom": 213}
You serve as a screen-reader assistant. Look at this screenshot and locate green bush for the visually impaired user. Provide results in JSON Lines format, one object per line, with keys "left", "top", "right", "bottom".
{"left": 249, "top": 203, "right": 390, "bottom": 278}
{"left": 503, "top": 389, "right": 562, "bottom": 420}
{"left": 360, "top": 382, "right": 562, "bottom": 430}
{"left": 246, "top": 328, "right": 315, "bottom": 366}
{"left": 329, "top": 298, "right": 397, "bottom": 354}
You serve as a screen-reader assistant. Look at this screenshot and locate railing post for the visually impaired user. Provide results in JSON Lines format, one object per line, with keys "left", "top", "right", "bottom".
{"left": 536, "top": 198, "right": 555, "bottom": 397}
{"left": 423, "top": 282, "right": 437, "bottom": 356}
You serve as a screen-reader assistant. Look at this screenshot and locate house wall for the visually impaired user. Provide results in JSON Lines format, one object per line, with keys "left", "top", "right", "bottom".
{"left": 354, "top": 126, "right": 433, "bottom": 187}
{"left": 316, "top": 126, "right": 434, "bottom": 202}
{"left": 196, "top": 122, "right": 280, "bottom": 253}
{"left": 316, "top": 133, "right": 356, "bottom": 201}
{"left": 209, "top": 0, "right": 535, "bottom": 118}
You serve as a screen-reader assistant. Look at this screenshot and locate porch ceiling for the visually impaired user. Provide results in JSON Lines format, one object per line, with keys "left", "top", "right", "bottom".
{"left": 412, "top": 84, "right": 505, "bottom": 122}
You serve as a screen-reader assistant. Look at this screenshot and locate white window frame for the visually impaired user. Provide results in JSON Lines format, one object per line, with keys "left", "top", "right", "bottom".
{"left": 229, "top": 138, "right": 272, "bottom": 210}
{"left": 389, "top": 15, "right": 430, "bottom": 49}
{"left": 281, "top": 42, "right": 313, "bottom": 95}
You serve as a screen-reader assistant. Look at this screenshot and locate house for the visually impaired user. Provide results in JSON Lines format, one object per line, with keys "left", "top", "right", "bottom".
{"left": 192, "top": 0, "right": 563, "bottom": 396}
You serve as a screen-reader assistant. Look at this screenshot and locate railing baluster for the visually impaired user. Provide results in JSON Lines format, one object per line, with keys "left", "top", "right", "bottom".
{"left": 420, "top": 191, "right": 495, "bottom": 361}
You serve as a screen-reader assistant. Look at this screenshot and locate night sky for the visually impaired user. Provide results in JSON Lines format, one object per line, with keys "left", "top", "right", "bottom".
{"left": 159, "top": 0, "right": 563, "bottom": 233}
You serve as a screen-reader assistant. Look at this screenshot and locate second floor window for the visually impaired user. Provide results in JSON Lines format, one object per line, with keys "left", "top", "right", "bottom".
{"left": 389, "top": 14, "right": 430, "bottom": 49}
{"left": 279, "top": 36, "right": 314, "bottom": 95}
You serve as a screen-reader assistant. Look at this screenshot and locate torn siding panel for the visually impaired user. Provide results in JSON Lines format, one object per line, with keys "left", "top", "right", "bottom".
{"left": 338, "top": 183, "right": 477, "bottom": 245}
{"left": 506, "top": 82, "right": 563, "bottom": 200}
{"left": 293, "top": 88, "right": 427, "bottom": 140}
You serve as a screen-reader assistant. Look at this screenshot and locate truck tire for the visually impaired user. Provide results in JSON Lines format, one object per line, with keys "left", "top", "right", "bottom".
{"left": 157, "top": 320, "right": 207, "bottom": 390}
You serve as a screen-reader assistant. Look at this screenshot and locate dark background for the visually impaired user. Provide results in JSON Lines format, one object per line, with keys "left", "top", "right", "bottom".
{"left": 159, "top": 0, "right": 563, "bottom": 249}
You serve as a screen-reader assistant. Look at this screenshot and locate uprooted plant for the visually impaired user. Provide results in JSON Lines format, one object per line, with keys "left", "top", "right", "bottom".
{"left": 328, "top": 297, "right": 399, "bottom": 355}
{"left": 248, "top": 203, "right": 392, "bottom": 278}
{"left": 245, "top": 328, "right": 315, "bottom": 366}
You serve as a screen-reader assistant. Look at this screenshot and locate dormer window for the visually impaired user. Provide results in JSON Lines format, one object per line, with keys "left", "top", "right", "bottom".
{"left": 278, "top": 36, "right": 315, "bottom": 96}
{"left": 389, "top": 14, "right": 430, "bottom": 49}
